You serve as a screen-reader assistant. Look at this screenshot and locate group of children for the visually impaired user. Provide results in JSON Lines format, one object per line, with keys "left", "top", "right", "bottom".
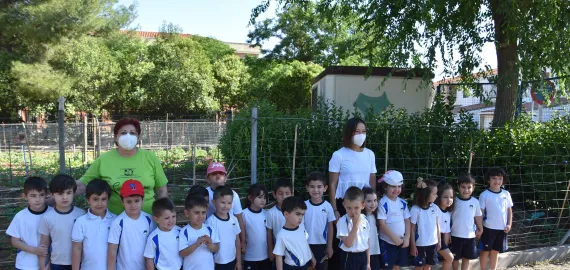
{"left": 7, "top": 162, "right": 512, "bottom": 270}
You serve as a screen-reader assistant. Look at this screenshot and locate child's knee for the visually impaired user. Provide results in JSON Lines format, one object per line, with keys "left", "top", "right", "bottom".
{"left": 445, "top": 252, "right": 454, "bottom": 261}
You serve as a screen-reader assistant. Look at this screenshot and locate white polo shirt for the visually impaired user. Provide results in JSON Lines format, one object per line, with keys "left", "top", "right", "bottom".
{"left": 179, "top": 223, "right": 220, "bottom": 270}
{"left": 71, "top": 209, "right": 116, "bottom": 270}
{"left": 273, "top": 226, "right": 312, "bottom": 267}
{"left": 206, "top": 187, "right": 243, "bottom": 218}
{"left": 337, "top": 214, "right": 370, "bottom": 252}
{"left": 451, "top": 196, "right": 482, "bottom": 238}
{"left": 144, "top": 226, "right": 183, "bottom": 270}
{"left": 377, "top": 196, "right": 410, "bottom": 245}
{"left": 242, "top": 207, "right": 268, "bottom": 261}
{"left": 410, "top": 204, "right": 440, "bottom": 246}
{"left": 6, "top": 206, "right": 52, "bottom": 270}
{"left": 38, "top": 206, "right": 86, "bottom": 265}
{"left": 304, "top": 200, "right": 335, "bottom": 245}
{"left": 479, "top": 189, "right": 513, "bottom": 230}
{"left": 366, "top": 214, "right": 380, "bottom": 255}
{"left": 439, "top": 208, "right": 451, "bottom": 234}
{"left": 108, "top": 211, "right": 155, "bottom": 270}
{"left": 206, "top": 213, "right": 241, "bottom": 264}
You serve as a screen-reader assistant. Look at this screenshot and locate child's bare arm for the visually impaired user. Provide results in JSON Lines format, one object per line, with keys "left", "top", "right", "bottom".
{"left": 38, "top": 234, "right": 50, "bottom": 270}
{"left": 179, "top": 238, "right": 203, "bottom": 257}
{"left": 11, "top": 237, "right": 48, "bottom": 256}
{"left": 475, "top": 215, "right": 483, "bottom": 238}
{"left": 341, "top": 217, "right": 360, "bottom": 248}
{"left": 409, "top": 223, "right": 417, "bottom": 256}
{"left": 235, "top": 213, "right": 246, "bottom": 252}
{"left": 505, "top": 207, "right": 513, "bottom": 233}
{"left": 326, "top": 222, "right": 334, "bottom": 258}
{"left": 267, "top": 228, "right": 275, "bottom": 261}
{"left": 145, "top": 257, "right": 155, "bottom": 270}
{"left": 71, "top": 242, "right": 83, "bottom": 270}
{"left": 275, "top": 255, "right": 284, "bottom": 270}
{"left": 403, "top": 218, "right": 411, "bottom": 247}
{"left": 235, "top": 236, "right": 242, "bottom": 269}
{"left": 107, "top": 243, "right": 118, "bottom": 270}
{"left": 378, "top": 219, "right": 403, "bottom": 246}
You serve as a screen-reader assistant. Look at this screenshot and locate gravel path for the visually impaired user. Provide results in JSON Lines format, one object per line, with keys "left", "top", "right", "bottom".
{"left": 505, "top": 257, "right": 570, "bottom": 269}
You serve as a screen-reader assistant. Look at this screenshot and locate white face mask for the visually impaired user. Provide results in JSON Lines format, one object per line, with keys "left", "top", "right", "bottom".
{"left": 352, "top": 134, "right": 366, "bottom": 147}
{"left": 118, "top": 134, "right": 138, "bottom": 150}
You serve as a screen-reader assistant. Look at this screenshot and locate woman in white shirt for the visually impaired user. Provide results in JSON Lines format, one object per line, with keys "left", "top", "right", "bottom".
{"left": 328, "top": 117, "right": 377, "bottom": 270}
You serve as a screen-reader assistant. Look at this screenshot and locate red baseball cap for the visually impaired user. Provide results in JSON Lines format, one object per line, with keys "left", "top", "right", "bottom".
{"left": 207, "top": 162, "right": 227, "bottom": 175}
{"left": 120, "top": 179, "right": 144, "bottom": 197}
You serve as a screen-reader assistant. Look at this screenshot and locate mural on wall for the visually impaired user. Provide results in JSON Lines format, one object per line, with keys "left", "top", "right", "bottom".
{"left": 353, "top": 92, "right": 391, "bottom": 114}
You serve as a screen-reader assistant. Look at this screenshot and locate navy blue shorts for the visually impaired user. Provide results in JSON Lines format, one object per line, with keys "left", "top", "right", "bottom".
{"left": 450, "top": 236, "right": 478, "bottom": 260}
{"left": 244, "top": 259, "right": 271, "bottom": 270}
{"left": 215, "top": 260, "right": 236, "bottom": 270}
{"left": 413, "top": 245, "right": 438, "bottom": 267}
{"left": 340, "top": 250, "right": 367, "bottom": 270}
{"left": 283, "top": 262, "right": 310, "bottom": 270}
{"left": 440, "top": 233, "right": 450, "bottom": 250}
{"left": 380, "top": 239, "right": 409, "bottom": 269}
{"left": 370, "top": 254, "right": 381, "bottom": 270}
{"left": 479, "top": 227, "right": 508, "bottom": 253}
{"left": 310, "top": 244, "right": 327, "bottom": 270}
{"left": 50, "top": 265, "right": 71, "bottom": 270}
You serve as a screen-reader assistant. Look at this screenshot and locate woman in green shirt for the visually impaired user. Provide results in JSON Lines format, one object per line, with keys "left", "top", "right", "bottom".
{"left": 75, "top": 117, "right": 168, "bottom": 215}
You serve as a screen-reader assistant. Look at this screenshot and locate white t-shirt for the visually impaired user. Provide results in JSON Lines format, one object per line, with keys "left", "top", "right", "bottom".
{"left": 377, "top": 196, "right": 411, "bottom": 245}
{"left": 242, "top": 207, "right": 268, "bottom": 261}
{"left": 6, "top": 206, "right": 52, "bottom": 270}
{"left": 273, "top": 226, "right": 312, "bottom": 267}
{"left": 179, "top": 223, "right": 220, "bottom": 270}
{"left": 366, "top": 214, "right": 380, "bottom": 255}
{"left": 439, "top": 208, "right": 451, "bottom": 234}
{"left": 71, "top": 209, "right": 116, "bottom": 270}
{"left": 451, "top": 196, "right": 482, "bottom": 238}
{"left": 410, "top": 204, "right": 441, "bottom": 246}
{"left": 38, "top": 206, "right": 86, "bottom": 265}
{"left": 206, "top": 213, "right": 241, "bottom": 264}
{"left": 479, "top": 189, "right": 513, "bottom": 230}
{"left": 144, "top": 226, "right": 183, "bottom": 270}
{"left": 266, "top": 205, "right": 285, "bottom": 240}
{"left": 337, "top": 214, "right": 370, "bottom": 252}
{"left": 304, "top": 200, "right": 335, "bottom": 245}
{"left": 329, "top": 147, "right": 377, "bottom": 198}
{"left": 206, "top": 187, "right": 243, "bottom": 218}
{"left": 108, "top": 211, "right": 155, "bottom": 270}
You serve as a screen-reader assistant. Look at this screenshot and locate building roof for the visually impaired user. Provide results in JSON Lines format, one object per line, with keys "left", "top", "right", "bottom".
{"left": 452, "top": 97, "right": 569, "bottom": 114}
{"left": 119, "top": 30, "right": 191, "bottom": 38}
{"left": 312, "top": 66, "right": 434, "bottom": 84}
{"left": 434, "top": 69, "right": 498, "bottom": 86}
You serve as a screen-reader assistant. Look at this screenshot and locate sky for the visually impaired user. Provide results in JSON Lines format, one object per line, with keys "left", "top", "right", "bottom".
{"left": 117, "top": 0, "right": 497, "bottom": 81}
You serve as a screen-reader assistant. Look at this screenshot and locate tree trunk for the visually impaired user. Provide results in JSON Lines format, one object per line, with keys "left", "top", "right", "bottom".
{"left": 490, "top": 0, "right": 519, "bottom": 127}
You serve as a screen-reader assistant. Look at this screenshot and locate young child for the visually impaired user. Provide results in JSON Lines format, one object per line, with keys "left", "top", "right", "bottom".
{"left": 189, "top": 185, "right": 209, "bottom": 202}
{"left": 242, "top": 183, "right": 271, "bottom": 270}
{"left": 144, "top": 198, "right": 183, "bottom": 270}
{"left": 39, "top": 174, "right": 86, "bottom": 270}
{"left": 451, "top": 173, "right": 483, "bottom": 270}
{"left": 7, "top": 176, "right": 51, "bottom": 270}
{"left": 179, "top": 194, "right": 220, "bottom": 270}
{"left": 362, "top": 187, "right": 381, "bottom": 270}
{"left": 478, "top": 168, "right": 513, "bottom": 270}
{"left": 409, "top": 178, "right": 441, "bottom": 270}
{"left": 266, "top": 178, "right": 294, "bottom": 263}
{"left": 273, "top": 196, "right": 316, "bottom": 270}
{"left": 337, "top": 186, "right": 370, "bottom": 270}
{"left": 435, "top": 182, "right": 454, "bottom": 270}
{"left": 377, "top": 170, "right": 410, "bottom": 270}
{"left": 206, "top": 186, "right": 242, "bottom": 270}
{"left": 107, "top": 179, "right": 156, "bottom": 270}
{"left": 71, "top": 179, "right": 116, "bottom": 270}
{"left": 205, "top": 162, "right": 245, "bottom": 249}
{"left": 303, "top": 172, "right": 335, "bottom": 270}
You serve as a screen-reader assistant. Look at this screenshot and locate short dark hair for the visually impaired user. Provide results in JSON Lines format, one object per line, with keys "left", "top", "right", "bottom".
{"left": 188, "top": 185, "right": 209, "bottom": 198}
{"left": 414, "top": 180, "right": 437, "bottom": 207}
{"left": 86, "top": 179, "right": 111, "bottom": 199}
{"left": 342, "top": 117, "right": 367, "bottom": 148}
{"left": 306, "top": 171, "right": 327, "bottom": 186}
{"left": 281, "top": 196, "right": 307, "bottom": 214}
{"left": 457, "top": 173, "right": 476, "bottom": 186}
{"left": 50, "top": 174, "right": 77, "bottom": 194}
{"left": 344, "top": 186, "right": 364, "bottom": 202}
{"left": 152, "top": 197, "right": 175, "bottom": 217}
{"left": 113, "top": 117, "right": 141, "bottom": 137}
{"left": 184, "top": 194, "right": 208, "bottom": 210}
{"left": 23, "top": 177, "right": 48, "bottom": 194}
{"left": 213, "top": 186, "right": 233, "bottom": 200}
{"left": 485, "top": 167, "right": 509, "bottom": 184}
{"left": 273, "top": 178, "right": 293, "bottom": 193}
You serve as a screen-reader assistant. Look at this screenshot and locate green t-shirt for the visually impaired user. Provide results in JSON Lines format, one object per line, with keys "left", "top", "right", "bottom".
{"left": 80, "top": 148, "right": 168, "bottom": 215}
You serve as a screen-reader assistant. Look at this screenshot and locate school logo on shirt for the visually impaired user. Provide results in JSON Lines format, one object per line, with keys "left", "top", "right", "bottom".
{"left": 143, "top": 230, "right": 148, "bottom": 236}
{"left": 321, "top": 209, "right": 327, "bottom": 214}
{"left": 469, "top": 205, "right": 473, "bottom": 208}
{"left": 124, "top": 168, "right": 134, "bottom": 176}
{"left": 431, "top": 209, "right": 435, "bottom": 214}
{"left": 232, "top": 222, "right": 237, "bottom": 228}
{"left": 400, "top": 207, "right": 404, "bottom": 212}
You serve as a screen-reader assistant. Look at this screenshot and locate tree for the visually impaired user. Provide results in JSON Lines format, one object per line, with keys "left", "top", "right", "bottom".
{"left": 212, "top": 55, "right": 250, "bottom": 109}
{"left": 248, "top": 1, "right": 383, "bottom": 66}
{"left": 251, "top": 0, "right": 570, "bottom": 127}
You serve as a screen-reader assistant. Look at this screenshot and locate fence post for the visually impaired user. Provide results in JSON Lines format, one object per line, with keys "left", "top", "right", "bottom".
{"left": 251, "top": 108, "right": 258, "bottom": 184}
{"left": 83, "top": 115, "right": 87, "bottom": 164}
{"left": 58, "top": 96, "right": 66, "bottom": 174}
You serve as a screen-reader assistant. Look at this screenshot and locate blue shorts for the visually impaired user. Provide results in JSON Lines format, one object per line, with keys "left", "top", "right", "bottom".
{"left": 50, "top": 265, "right": 71, "bottom": 270}
{"left": 440, "top": 233, "right": 450, "bottom": 250}
{"left": 450, "top": 236, "right": 478, "bottom": 260}
{"left": 380, "top": 239, "right": 409, "bottom": 269}
{"left": 244, "top": 259, "right": 271, "bottom": 270}
{"left": 310, "top": 244, "right": 327, "bottom": 270}
{"left": 414, "top": 245, "right": 438, "bottom": 267}
{"left": 283, "top": 262, "right": 310, "bottom": 270}
{"left": 479, "top": 227, "right": 508, "bottom": 253}
{"left": 370, "top": 254, "right": 381, "bottom": 270}
{"left": 215, "top": 260, "right": 236, "bottom": 270}
{"left": 340, "top": 250, "right": 367, "bottom": 270}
